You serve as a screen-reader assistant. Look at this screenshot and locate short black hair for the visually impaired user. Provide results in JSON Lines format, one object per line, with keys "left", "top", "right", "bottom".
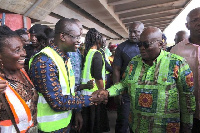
{"left": 15, "top": 28, "right": 28, "bottom": 35}
{"left": 0, "top": 25, "right": 19, "bottom": 52}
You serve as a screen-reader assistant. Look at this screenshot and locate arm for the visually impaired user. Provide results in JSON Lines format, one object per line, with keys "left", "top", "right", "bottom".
{"left": 112, "top": 65, "right": 121, "bottom": 83}
{"left": 176, "top": 60, "right": 195, "bottom": 132}
{"left": 112, "top": 46, "right": 122, "bottom": 84}
{"left": 29, "top": 55, "right": 93, "bottom": 112}
{"left": 91, "top": 52, "right": 105, "bottom": 90}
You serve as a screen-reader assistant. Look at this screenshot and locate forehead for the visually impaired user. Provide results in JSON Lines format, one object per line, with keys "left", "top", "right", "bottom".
{"left": 140, "top": 31, "right": 160, "bottom": 42}
{"left": 129, "top": 24, "right": 140, "bottom": 31}
{"left": 64, "top": 23, "right": 80, "bottom": 34}
{"left": 4, "top": 37, "right": 22, "bottom": 48}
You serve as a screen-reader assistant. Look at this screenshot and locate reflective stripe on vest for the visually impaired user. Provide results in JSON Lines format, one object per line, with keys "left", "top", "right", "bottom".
{"left": 29, "top": 47, "right": 74, "bottom": 132}
{"left": 81, "top": 49, "right": 105, "bottom": 95}
{"left": 0, "top": 69, "right": 33, "bottom": 133}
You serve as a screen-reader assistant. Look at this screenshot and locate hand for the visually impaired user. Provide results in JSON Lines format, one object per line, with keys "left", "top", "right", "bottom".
{"left": 86, "top": 80, "right": 94, "bottom": 89}
{"left": 98, "top": 89, "right": 109, "bottom": 104}
{"left": 0, "top": 80, "right": 7, "bottom": 94}
{"left": 90, "top": 89, "right": 109, "bottom": 105}
{"left": 114, "top": 95, "right": 124, "bottom": 105}
{"left": 74, "top": 112, "right": 83, "bottom": 132}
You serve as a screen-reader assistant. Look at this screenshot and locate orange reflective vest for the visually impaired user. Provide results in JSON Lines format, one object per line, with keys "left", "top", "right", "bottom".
{"left": 0, "top": 69, "right": 34, "bottom": 133}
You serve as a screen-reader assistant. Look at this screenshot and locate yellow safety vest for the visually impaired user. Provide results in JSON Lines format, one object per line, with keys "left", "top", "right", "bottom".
{"left": 29, "top": 47, "right": 75, "bottom": 132}
{"left": 81, "top": 49, "right": 105, "bottom": 95}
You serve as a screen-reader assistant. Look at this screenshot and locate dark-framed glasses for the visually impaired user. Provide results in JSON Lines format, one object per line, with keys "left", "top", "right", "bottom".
{"left": 61, "top": 32, "right": 81, "bottom": 40}
{"left": 137, "top": 40, "right": 161, "bottom": 49}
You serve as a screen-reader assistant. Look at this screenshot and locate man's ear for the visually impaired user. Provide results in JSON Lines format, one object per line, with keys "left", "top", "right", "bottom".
{"left": 158, "top": 41, "right": 164, "bottom": 49}
{"left": 60, "top": 33, "right": 66, "bottom": 42}
{"left": 185, "top": 23, "right": 189, "bottom": 30}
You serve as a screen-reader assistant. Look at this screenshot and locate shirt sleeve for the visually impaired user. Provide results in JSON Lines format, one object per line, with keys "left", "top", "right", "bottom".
{"left": 176, "top": 59, "right": 195, "bottom": 129}
{"left": 29, "top": 54, "right": 93, "bottom": 112}
{"left": 91, "top": 52, "right": 103, "bottom": 80}
{"left": 107, "top": 62, "right": 129, "bottom": 96}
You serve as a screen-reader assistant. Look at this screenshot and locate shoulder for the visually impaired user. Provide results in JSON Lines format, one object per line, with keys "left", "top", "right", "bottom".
{"left": 117, "top": 40, "right": 129, "bottom": 49}
{"left": 128, "top": 55, "right": 141, "bottom": 65}
{"left": 31, "top": 52, "right": 54, "bottom": 65}
{"left": 171, "top": 39, "right": 189, "bottom": 53}
{"left": 94, "top": 51, "right": 102, "bottom": 57}
{"left": 165, "top": 51, "right": 185, "bottom": 61}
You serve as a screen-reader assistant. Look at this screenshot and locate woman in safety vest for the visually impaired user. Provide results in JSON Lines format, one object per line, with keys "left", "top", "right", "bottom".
{"left": 80, "top": 28, "right": 109, "bottom": 133}
{"left": 0, "top": 25, "right": 38, "bottom": 132}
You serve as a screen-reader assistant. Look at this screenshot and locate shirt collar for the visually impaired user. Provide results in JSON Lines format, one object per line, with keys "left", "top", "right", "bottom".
{"left": 49, "top": 43, "right": 69, "bottom": 61}
{"left": 142, "top": 50, "right": 165, "bottom": 66}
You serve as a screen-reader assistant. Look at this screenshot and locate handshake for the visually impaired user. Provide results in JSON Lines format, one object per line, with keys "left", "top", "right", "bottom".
{"left": 89, "top": 89, "right": 109, "bottom": 105}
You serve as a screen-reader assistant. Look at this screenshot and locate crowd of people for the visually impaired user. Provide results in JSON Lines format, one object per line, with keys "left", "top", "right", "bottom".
{"left": 0, "top": 6, "right": 199, "bottom": 133}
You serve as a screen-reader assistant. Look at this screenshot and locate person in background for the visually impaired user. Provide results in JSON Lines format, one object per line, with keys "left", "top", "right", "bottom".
{"left": 29, "top": 18, "right": 103, "bottom": 133}
{"left": 0, "top": 25, "right": 38, "bottom": 133}
{"left": 97, "top": 26, "right": 195, "bottom": 132}
{"left": 167, "top": 30, "right": 189, "bottom": 52}
{"left": 79, "top": 43, "right": 85, "bottom": 57}
{"left": 44, "top": 27, "right": 55, "bottom": 46}
{"left": 81, "top": 28, "right": 109, "bottom": 133}
{"left": 174, "top": 30, "right": 189, "bottom": 45}
{"left": 112, "top": 21, "right": 144, "bottom": 133}
{"left": 170, "top": 7, "right": 200, "bottom": 133}
{"left": 15, "top": 28, "right": 30, "bottom": 47}
{"left": 24, "top": 24, "right": 48, "bottom": 72}
{"left": 161, "top": 33, "right": 167, "bottom": 51}
{"left": 108, "top": 44, "right": 117, "bottom": 64}
{"left": 100, "top": 36, "right": 112, "bottom": 89}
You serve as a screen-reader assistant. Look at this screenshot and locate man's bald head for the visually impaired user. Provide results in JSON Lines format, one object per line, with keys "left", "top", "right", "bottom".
{"left": 174, "top": 30, "right": 189, "bottom": 44}
{"left": 139, "top": 27, "right": 163, "bottom": 65}
{"left": 129, "top": 21, "right": 144, "bottom": 31}
{"left": 186, "top": 7, "right": 200, "bottom": 39}
{"left": 140, "top": 26, "right": 162, "bottom": 41}
{"left": 186, "top": 7, "right": 200, "bottom": 23}
{"left": 55, "top": 18, "right": 81, "bottom": 34}
{"left": 128, "top": 21, "right": 144, "bottom": 43}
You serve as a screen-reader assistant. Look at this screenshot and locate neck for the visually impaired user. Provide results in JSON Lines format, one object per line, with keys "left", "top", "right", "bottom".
{"left": 143, "top": 60, "right": 154, "bottom": 66}
{"left": 189, "top": 35, "right": 200, "bottom": 45}
{"left": 2, "top": 68, "right": 20, "bottom": 76}
{"left": 91, "top": 45, "right": 97, "bottom": 50}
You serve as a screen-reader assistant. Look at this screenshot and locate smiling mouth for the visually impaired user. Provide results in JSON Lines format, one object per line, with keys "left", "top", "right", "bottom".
{"left": 17, "top": 59, "right": 25, "bottom": 64}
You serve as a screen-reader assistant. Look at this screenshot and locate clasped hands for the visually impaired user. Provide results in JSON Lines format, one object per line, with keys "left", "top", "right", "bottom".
{"left": 89, "top": 89, "right": 109, "bottom": 105}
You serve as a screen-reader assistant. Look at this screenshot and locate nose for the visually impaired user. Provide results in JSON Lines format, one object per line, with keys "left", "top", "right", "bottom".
{"left": 139, "top": 45, "right": 145, "bottom": 50}
{"left": 130, "top": 31, "right": 136, "bottom": 37}
{"left": 21, "top": 48, "right": 27, "bottom": 57}
{"left": 76, "top": 37, "right": 81, "bottom": 44}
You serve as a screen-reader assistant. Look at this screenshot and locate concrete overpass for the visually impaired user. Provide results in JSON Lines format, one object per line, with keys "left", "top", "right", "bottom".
{"left": 0, "top": 0, "right": 192, "bottom": 44}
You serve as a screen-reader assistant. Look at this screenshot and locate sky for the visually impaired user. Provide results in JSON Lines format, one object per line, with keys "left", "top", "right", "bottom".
{"left": 164, "top": 0, "right": 200, "bottom": 46}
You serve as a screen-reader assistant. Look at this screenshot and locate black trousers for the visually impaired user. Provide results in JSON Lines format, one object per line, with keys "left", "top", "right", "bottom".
{"left": 192, "top": 118, "right": 200, "bottom": 133}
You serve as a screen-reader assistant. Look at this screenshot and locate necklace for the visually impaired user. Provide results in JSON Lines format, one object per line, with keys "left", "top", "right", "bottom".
{"left": 4, "top": 71, "right": 33, "bottom": 90}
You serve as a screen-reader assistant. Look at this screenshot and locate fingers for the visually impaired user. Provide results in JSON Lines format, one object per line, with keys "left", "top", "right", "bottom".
{"left": 0, "top": 80, "right": 7, "bottom": 94}
{"left": 87, "top": 79, "right": 95, "bottom": 89}
{"left": 90, "top": 90, "right": 109, "bottom": 105}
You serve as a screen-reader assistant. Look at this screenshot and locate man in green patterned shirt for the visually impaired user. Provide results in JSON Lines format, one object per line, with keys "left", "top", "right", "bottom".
{"left": 96, "top": 27, "right": 195, "bottom": 132}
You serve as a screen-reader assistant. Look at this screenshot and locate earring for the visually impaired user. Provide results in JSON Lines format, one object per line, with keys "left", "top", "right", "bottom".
{"left": 0, "top": 61, "right": 3, "bottom": 70}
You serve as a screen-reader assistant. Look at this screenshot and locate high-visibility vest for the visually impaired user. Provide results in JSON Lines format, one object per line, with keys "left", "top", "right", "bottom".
{"left": 105, "top": 54, "right": 111, "bottom": 74}
{"left": 29, "top": 47, "right": 75, "bottom": 132}
{"left": 81, "top": 49, "right": 105, "bottom": 95}
{"left": 99, "top": 48, "right": 111, "bottom": 75}
{"left": 0, "top": 69, "right": 34, "bottom": 133}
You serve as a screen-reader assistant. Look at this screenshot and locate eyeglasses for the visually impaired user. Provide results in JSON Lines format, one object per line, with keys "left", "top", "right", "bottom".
{"left": 137, "top": 40, "right": 161, "bottom": 49}
{"left": 61, "top": 32, "right": 81, "bottom": 40}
